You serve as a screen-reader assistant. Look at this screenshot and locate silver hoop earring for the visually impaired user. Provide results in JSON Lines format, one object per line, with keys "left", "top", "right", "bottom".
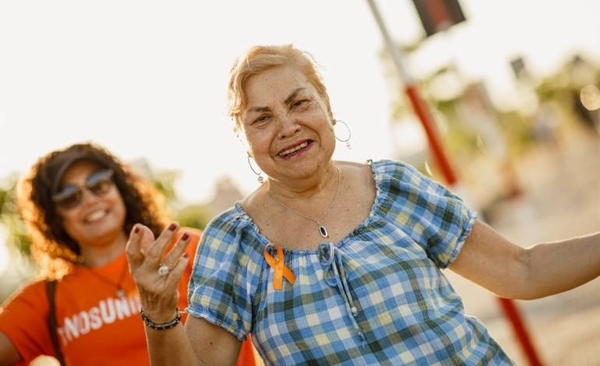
{"left": 334, "top": 119, "right": 352, "bottom": 149}
{"left": 247, "top": 153, "right": 264, "bottom": 184}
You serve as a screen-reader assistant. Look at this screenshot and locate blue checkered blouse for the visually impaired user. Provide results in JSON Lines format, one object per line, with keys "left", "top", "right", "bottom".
{"left": 187, "top": 159, "right": 514, "bottom": 365}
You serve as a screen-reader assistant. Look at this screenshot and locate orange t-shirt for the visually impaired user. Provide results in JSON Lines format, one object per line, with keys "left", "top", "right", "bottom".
{"left": 0, "top": 228, "right": 257, "bottom": 366}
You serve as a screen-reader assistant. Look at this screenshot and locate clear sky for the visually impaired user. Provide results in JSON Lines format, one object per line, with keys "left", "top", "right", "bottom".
{"left": 1, "top": 0, "right": 599, "bottom": 204}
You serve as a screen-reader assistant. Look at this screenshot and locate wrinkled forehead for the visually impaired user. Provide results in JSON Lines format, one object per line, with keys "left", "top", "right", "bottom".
{"left": 245, "top": 67, "right": 315, "bottom": 107}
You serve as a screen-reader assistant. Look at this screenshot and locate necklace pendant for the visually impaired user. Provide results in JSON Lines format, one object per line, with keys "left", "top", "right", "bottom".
{"left": 319, "top": 225, "right": 329, "bottom": 238}
{"left": 116, "top": 288, "right": 126, "bottom": 298}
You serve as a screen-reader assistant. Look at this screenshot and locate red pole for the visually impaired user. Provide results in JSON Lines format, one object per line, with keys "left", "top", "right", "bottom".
{"left": 366, "top": 1, "right": 544, "bottom": 365}
{"left": 404, "top": 82, "right": 544, "bottom": 366}
{"left": 498, "top": 298, "right": 544, "bottom": 366}
{"left": 403, "top": 85, "right": 457, "bottom": 185}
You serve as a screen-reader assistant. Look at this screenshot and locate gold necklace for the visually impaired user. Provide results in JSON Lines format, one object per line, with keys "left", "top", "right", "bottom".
{"left": 268, "top": 168, "right": 341, "bottom": 238}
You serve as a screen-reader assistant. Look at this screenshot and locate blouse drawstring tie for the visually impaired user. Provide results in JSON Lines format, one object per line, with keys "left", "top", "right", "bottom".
{"left": 319, "top": 242, "right": 365, "bottom": 344}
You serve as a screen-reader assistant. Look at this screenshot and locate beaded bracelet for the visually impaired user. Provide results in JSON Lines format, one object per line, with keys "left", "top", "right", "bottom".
{"left": 140, "top": 308, "right": 181, "bottom": 330}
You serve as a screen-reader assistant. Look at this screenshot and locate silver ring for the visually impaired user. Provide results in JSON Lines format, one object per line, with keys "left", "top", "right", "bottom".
{"left": 157, "top": 264, "right": 169, "bottom": 276}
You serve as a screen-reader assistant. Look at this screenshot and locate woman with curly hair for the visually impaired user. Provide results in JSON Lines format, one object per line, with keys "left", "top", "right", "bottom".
{"left": 0, "top": 142, "right": 257, "bottom": 366}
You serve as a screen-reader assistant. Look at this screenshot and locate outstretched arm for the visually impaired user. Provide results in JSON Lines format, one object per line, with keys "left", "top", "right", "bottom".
{"left": 126, "top": 222, "right": 241, "bottom": 366}
{"left": 450, "top": 219, "right": 600, "bottom": 300}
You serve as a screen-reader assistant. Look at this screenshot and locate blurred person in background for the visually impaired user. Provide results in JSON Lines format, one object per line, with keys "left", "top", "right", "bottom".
{"left": 0, "top": 142, "right": 257, "bottom": 366}
{"left": 127, "top": 44, "right": 600, "bottom": 365}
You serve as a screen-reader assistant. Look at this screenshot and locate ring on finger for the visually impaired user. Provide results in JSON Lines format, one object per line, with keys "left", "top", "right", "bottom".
{"left": 158, "top": 264, "right": 169, "bottom": 276}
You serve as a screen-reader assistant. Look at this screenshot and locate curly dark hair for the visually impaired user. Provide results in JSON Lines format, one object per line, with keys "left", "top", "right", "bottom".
{"left": 16, "top": 142, "right": 171, "bottom": 278}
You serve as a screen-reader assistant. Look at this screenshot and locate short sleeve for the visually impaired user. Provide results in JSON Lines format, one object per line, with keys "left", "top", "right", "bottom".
{"left": 186, "top": 207, "right": 263, "bottom": 340}
{"left": 372, "top": 159, "right": 477, "bottom": 268}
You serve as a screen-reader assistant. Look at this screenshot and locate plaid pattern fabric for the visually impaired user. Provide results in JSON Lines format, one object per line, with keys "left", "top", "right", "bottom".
{"left": 188, "top": 159, "right": 514, "bottom": 365}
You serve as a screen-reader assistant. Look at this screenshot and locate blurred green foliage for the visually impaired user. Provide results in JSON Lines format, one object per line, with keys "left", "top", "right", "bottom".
{"left": 0, "top": 174, "right": 31, "bottom": 258}
{"left": 385, "top": 49, "right": 600, "bottom": 163}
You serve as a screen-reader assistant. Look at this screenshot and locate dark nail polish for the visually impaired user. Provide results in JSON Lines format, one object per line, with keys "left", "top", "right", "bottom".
{"left": 134, "top": 227, "right": 140, "bottom": 234}
{"left": 168, "top": 223, "right": 177, "bottom": 231}
{"left": 181, "top": 233, "right": 189, "bottom": 241}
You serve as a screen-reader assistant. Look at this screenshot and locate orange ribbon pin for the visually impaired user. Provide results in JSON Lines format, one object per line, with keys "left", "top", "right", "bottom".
{"left": 264, "top": 243, "right": 296, "bottom": 290}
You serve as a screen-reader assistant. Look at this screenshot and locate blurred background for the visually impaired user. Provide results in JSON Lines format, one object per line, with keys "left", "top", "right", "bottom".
{"left": 1, "top": 1, "right": 599, "bottom": 365}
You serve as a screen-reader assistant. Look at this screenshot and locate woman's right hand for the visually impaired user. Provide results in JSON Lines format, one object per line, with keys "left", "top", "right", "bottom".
{"left": 126, "top": 222, "right": 191, "bottom": 323}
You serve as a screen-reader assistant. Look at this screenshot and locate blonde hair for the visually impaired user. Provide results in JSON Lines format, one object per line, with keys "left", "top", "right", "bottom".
{"left": 227, "top": 44, "right": 333, "bottom": 133}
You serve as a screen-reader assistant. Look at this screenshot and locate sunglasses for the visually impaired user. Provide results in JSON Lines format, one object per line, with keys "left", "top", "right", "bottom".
{"left": 52, "top": 169, "right": 115, "bottom": 209}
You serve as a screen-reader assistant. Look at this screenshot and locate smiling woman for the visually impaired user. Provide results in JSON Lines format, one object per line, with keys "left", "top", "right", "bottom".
{"left": 123, "top": 42, "right": 600, "bottom": 366}
{"left": 0, "top": 142, "right": 258, "bottom": 366}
